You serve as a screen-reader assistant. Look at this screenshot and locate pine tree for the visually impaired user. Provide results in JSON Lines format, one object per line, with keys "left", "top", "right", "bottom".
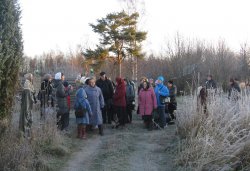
{"left": 0, "top": 0, "right": 23, "bottom": 131}
{"left": 83, "top": 11, "right": 147, "bottom": 77}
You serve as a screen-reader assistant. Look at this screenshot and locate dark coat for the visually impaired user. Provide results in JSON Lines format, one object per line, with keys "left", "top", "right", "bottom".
{"left": 53, "top": 80, "right": 69, "bottom": 115}
{"left": 206, "top": 79, "right": 217, "bottom": 90}
{"left": 19, "top": 89, "right": 34, "bottom": 133}
{"left": 125, "top": 83, "right": 135, "bottom": 104}
{"left": 228, "top": 83, "right": 241, "bottom": 101}
{"left": 113, "top": 77, "right": 126, "bottom": 107}
{"left": 96, "top": 78, "right": 114, "bottom": 101}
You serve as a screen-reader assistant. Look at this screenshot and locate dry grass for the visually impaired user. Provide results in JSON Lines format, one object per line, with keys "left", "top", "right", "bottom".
{"left": 176, "top": 91, "right": 250, "bottom": 170}
{"left": 0, "top": 99, "right": 67, "bottom": 171}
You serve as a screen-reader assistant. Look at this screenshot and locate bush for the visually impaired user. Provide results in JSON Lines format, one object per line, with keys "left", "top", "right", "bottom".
{"left": 176, "top": 91, "right": 250, "bottom": 170}
{"left": 0, "top": 111, "right": 64, "bottom": 171}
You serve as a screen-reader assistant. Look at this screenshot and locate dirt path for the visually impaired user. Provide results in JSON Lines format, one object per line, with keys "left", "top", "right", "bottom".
{"left": 62, "top": 115, "right": 178, "bottom": 171}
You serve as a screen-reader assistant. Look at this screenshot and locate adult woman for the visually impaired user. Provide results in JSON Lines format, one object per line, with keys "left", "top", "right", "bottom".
{"left": 53, "top": 72, "right": 69, "bottom": 131}
{"left": 74, "top": 87, "right": 92, "bottom": 139}
{"left": 113, "top": 77, "right": 126, "bottom": 128}
{"left": 19, "top": 73, "right": 35, "bottom": 138}
{"left": 85, "top": 78, "right": 105, "bottom": 135}
{"left": 139, "top": 81, "right": 157, "bottom": 130}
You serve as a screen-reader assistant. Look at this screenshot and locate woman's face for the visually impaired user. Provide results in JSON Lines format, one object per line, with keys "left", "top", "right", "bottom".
{"left": 89, "top": 79, "right": 95, "bottom": 87}
{"left": 143, "top": 82, "right": 147, "bottom": 89}
{"left": 124, "top": 80, "right": 127, "bottom": 85}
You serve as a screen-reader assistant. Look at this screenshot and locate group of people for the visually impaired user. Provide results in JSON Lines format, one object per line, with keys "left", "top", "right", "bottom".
{"left": 19, "top": 71, "right": 178, "bottom": 139}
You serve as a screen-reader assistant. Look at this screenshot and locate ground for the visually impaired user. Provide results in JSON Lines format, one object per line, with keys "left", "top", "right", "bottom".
{"left": 61, "top": 114, "right": 179, "bottom": 171}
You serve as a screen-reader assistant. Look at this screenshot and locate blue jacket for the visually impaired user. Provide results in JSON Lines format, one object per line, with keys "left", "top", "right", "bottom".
{"left": 154, "top": 83, "right": 169, "bottom": 107}
{"left": 74, "top": 88, "right": 92, "bottom": 124}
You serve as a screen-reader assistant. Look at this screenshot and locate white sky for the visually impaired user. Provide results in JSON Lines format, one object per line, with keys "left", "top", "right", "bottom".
{"left": 20, "top": 0, "right": 250, "bottom": 56}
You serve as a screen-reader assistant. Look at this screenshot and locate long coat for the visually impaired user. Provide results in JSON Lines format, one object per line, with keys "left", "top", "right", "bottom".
{"left": 139, "top": 87, "right": 157, "bottom": 116}
{"left": 53, "top": 80, "right": 69, "bottom": 115}
{"left": 113, "top": 77, "right": 126, "bottom": 107}
{"left": 85, "top": 85, "right": 105, "bottom": 126}
{"left": 19, "top": 80, "right": 34, "bottom": 135}
{"left": 74, "top": 88, "right": 92, "bottom": 125}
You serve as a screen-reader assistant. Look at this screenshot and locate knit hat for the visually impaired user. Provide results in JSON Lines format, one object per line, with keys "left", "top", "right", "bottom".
{"left": 55, "top": 72, "right": 62, "bottom": 80}
{"left": 157, "top": 76, "right": 164, "bottom": 82}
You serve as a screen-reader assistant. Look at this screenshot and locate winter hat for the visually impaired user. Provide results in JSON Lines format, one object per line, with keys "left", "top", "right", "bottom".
{"left": 100, "top": 71, "right": 106, "bottom": 76}
{"left": 168, "top": 80, "right": 173, "bottom": 84}
{"left": 55, "top": 72, "right": 62, "bottom": 80}
{"left": 157, "top": 76, "right": 164, "bottom": 82}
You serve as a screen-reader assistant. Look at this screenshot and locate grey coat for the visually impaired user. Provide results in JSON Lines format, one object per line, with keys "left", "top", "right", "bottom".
{"left": 85, "top": 85, "right": 105, "bottom": 126}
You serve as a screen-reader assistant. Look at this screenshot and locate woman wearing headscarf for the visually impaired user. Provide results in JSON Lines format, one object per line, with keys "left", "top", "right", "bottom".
{"left": 85, "top": 78, "right": 105, "bottom": 135}
{"left": 139, "top": 80, "right": 157, "bottom": 130}
{"left": 53, "top": 72, "right": 69, "bottom": 131}
{"left": 113, "top": 77, "right": 126, "bottom": 128}
{"left": 74, "top": 86, "right": 92, "bottom": 139}
{"left": 19, "top": 73, "right": 35, "bottom": 138}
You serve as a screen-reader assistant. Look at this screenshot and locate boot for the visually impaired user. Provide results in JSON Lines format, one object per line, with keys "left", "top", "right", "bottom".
{"left": 148, "top": 121, "right": 153, "bottom": 131}
{"left": 98, "top": 125, "right": 104, "bottom": 136}
{"left": 77, "top": 125, "right": 81, "bottom": 138}
{"left": 82, "top": 126, "right": 86, "bottom": 139}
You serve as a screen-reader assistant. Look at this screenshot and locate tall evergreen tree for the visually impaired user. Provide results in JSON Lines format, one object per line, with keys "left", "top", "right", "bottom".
{"left": 83, "top": 11, "right": 147, "bottom": 77}
{"left": 0, "top": 0, "right": 23, "bottom": 131}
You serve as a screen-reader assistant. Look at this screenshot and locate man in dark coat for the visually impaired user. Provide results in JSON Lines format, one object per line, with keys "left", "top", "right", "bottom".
{"left": 53, "top": 72, "right": 69, "bottom": 131}
{"left": 205, "top": 75, "right": 217, "bottom": 90}
{"left": 39, "top": 74, "right": 53, "bottom": 119}
{"left": 167, "top": 80, "right": 177, "bottom": 121}
{"left": 96, "top": 72, "right": 114, "bottom": 124}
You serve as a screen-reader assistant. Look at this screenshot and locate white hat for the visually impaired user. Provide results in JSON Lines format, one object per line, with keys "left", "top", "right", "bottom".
{"left": 55, "top": 72, "right": 62, "bottom": 80}
{"left": 80, "top": 77, "right": 86, "bottom": 84}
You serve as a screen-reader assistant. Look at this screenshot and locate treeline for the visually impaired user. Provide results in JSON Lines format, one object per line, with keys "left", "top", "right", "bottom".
{"left": 23, "top": 36, "right": 250, "bottom": 93}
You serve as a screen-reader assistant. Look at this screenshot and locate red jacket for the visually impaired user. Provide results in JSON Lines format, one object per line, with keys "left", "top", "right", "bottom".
{"left": 113, "top": 77, "right": 126, "bottom": 107}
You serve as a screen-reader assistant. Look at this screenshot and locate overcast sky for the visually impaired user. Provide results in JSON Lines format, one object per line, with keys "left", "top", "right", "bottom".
{"left": 20, "top": 0, "right": 250, "bottom": 56}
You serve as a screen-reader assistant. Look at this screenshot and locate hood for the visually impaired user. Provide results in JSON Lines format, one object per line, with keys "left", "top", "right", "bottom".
{"left": 76, "top": 88, "right": 87, "bottom": 99}
{"left": 157, "top": 76, "right": 164, "bottom": 82}
{"left": 116, "top": 77, "right": 123, "bottom": 85}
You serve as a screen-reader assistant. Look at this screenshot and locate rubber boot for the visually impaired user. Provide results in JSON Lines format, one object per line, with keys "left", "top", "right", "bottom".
{"left": 98, "top": 125, "right": 104, "bottom": 136}
{"left": 82, "top": 126, "right": 86, "bottom": 139}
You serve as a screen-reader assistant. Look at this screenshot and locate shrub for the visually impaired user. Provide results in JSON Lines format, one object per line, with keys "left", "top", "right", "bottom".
{"left": 176, "top": 92, "right": 250, "bottom": 170}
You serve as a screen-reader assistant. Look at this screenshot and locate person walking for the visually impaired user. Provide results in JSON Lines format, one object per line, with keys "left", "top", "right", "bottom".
{"left": 96, "top": 72, "right": 114, "bottom": 124}
{"left": 74, "top": 86, "right": 92, "bottom": 139}
{"left": 113, "top": 77, "right": 126, "bottom": 128}
{"left": 85, "top": 78, "right": 105, "bottom": 135}
{"left": 138, "top": 81, "right": 157, "bottom": 130}
{"left": 154, "top": 76, "right": 169, "bottom": 128}
{"left": 19, "top": 73, "right": 36, "bottom": 138}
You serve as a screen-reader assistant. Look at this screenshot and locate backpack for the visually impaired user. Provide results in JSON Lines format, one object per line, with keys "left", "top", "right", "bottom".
{"left": 75, "top": 101, "right": 87, "bottom": 118}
